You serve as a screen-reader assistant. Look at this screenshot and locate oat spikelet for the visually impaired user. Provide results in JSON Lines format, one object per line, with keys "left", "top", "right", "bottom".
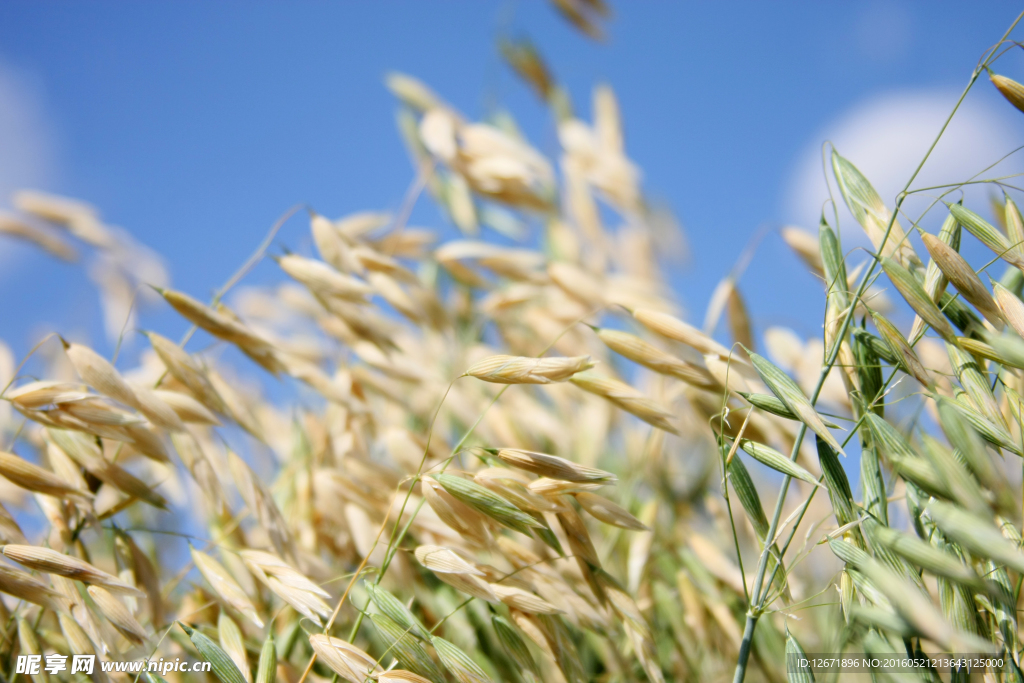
{"left": 240, "top": 550, "right": 330, "bottom": 625}
{"left": 569, "top": 372, "right": 679, "bottom": 435}
{"left": 278, "top": 254, "right": 372, "bottom": 301}
{"left": 0, "top": 565, "right": 70, "bottom": 614}
{"left": 378, "top": 671, "right": 435, "bottom": 683}
{"left": 145, "top": 331, "right": 227, "bottom": 414}
{"left": 992, "top": 72, "right": 1024, "bottom": 113}
{"left": 218, "top": 612, "right": 252, "bottom": 683}
{"left": 2, "top": 545, "right": 144, "bottom": 596}
{"left": 414, "top": 545, "right": 483, "bottom": 575}
{"left": 920, "top": 232, "right": 1004, "bottom": 329}
{"left": 421, "top": 476, "right": 492, "bottom": 547}
{"left": 465, "top": 354, "right": 594, "bottom": 384}
{"left": 574, "top": 491, "right": 649, "bottom": 530}
{"left": 435, "top": 570, "right": 499, "bottom": 602}
{"left": 594, "top": 327, "right": 718, "bottom": 389}
{"left": 491, "top": 584, "right": 563, "bottom": 614}
{"left": 64, "top": 341, "right": 184, "bottom": 431}
{"left": 192, "top": 547, "right": 263, "bottom": 627}
{"left": 489, "top": 447, "right": 615, "bottom": 483}
{"left": 88, "top": 585, "right": 147, "bottom": 646}
{"left": 0, "top": 451, "right": 91, "bottom": 499}
{"left": 307, "top": 634, "right": 381, "bottom": 682}
{"left": 633, "top": 308, "right": 732, "bottom": 358}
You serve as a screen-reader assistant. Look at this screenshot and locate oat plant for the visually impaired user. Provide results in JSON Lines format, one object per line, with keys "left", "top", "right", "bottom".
{"left": 2, "top": 4, "right": 1024, "bottom": 683}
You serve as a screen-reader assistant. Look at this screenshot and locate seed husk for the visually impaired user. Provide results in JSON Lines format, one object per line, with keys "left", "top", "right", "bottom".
{"left": 180, "top": 621, "right": 249, "bottom": 683}
{"left": 832, "top": 151, "right": 920, "bottom": 269}
{"left": 2, "top": 544, "right": 144, "bottom": 596}
{"left": 431, "top": 635, "right": 493, "bottom": 683}
{"left": 736, "top": 439, "right": 820, "bottom": 487}
{"left": 926, "top": 500, "right": 1024, "bottom": 575}
{"left": 422, "top": 476, "right": 492, "bottom": 546}
{"left": 88, "top": 584, "right": 147, "bottom": 644}
{"left": 737, "top": 392, "right": 840, "bottom": 428}
{"left": 488, "top": 448, "right": 615, "bottom": 483}
{"left": 146, "top": 331, "right": 227, "bottom": 414}
{"left": 378, "top": 671, "right": 435, "bottom": 683}
{"left": 370, "top": 612, "right": 446, "bottom": 682}
{"left": 912, "top": 208, "right": 961, "bottom": 341}
{"left": 434, "top": 570, "right": 499, "bottom": 602}
{"left": 492, "top": 615, "right": 539, "bottom": 677}
{"left": 632, "top": 308, "right": 732, "bottom": 357}
{"left": 278, "top": 253, "right": 373, "bottom": 301}
{"left": 414, "top": 545, "right": 483, "bottom": 575}
{"left": 816, "top": 437, "right": 858, "bottom": 531}
{"left": 920, "top": 232, "right": 1004, "bottom": 329}
{"left": 255, "top": 633, "right": 276, "bottom": 683}
{"left": 947, "top": 341, "right": 1005, "bottom": 429}
{"left": 307, "top": 634, "right": 380, "bottom": 682}
{"left": 465, "top": 354, "right": 593, "bottom": 384}
{"left": 240, "top": 550, "right": 331, "bottom": 625}
{"left": 748, "top": 352, "right": 844, "bottom": 455}
{"left": 950, "top": 203, "right": 1024, "bottom": 271}
{"left": 992, "top": 72, "right": 1024, "bottom": 113}
{"left": 574, "top": 491, "right": 649, "bottom": 530}
{"left": 569, "top": 372, "right": 679, "bottom": 435}
{"left": 435, "top": 473, "right": 542, "bottom": 534}
{"left": 0, "top": 565, "right": 70, "bottom": 614}
{"left": 0, "top": 450, "right": 91, "bottom": 500}
{"left": 945, "top": 394, "right": 1022, "bottom": 456}
{"left": 365, "top": 584, "right": 428, "bottom": 640}
{"left": 994, "top": 280, "right": 1024, "bottom": 340}
{"left": 781, "top": 225, "right": 823, "bottom": 275}
{"left": 192, "top": 548, "right": 263, "bottom": 628}
{"left": 880, "top": 257, "right": 957, "bottom": 342}
{"left": 218, "top": 614, "right": 251, "bottom": 683}
{"left": 595, "top": 327, "right": 718, "bottom": 388}
{"left": 868, "top": 525, "right": 983, "bottom": 590}
{"left": 870, "top": 311, "right": 930, "bottom": 385}
{"left": 785, "top": 629, "right": 814, "bottom": 683}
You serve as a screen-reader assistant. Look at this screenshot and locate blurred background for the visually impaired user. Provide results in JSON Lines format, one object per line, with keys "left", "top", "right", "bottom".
{"left": 1, "top": 1, "right": 1023, "bottom": 357}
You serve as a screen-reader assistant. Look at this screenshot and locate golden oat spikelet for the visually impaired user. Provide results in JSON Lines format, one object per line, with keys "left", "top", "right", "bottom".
{"left": 0, "top": 451, "right": 91, "bottom": 500}
{"left": 0, "top": 565, "right": 71, "bottom": 614}
{"left": 992, "top": 72, "right": 1024, "bottom": 113}
{"left": 465, "top": 354, "right": 594, "bottom": 384}
{"left": 307, "top": 634, "right": 381, "bottom": 682}
{"left": 569, "top": 372, "right": 679, "bottom": 435}
{"left": 192, "top": 547, "right": 263, "bottom": 628}
{"left": 145, "top": 331, "right": 227, "bottom": 414}
{"left": 2, "top": 545, "right": 144, "bottom": 597}
{"left": 240, "top": 550, "right": 330, "bottom": 625}
{"left": 574, "top": 491, "right": 649, "bottom": 530}
{"left": 488, "top": 448, "right": 615, "bottom": 483}
{"left": 593, "top": 327, "right": 719, "bottom": 389}
{"left": 87, "top": 585, "right": 148, "bottom": 645}
{"left": 632, "top": 308, "right": 732, "bottom": 358}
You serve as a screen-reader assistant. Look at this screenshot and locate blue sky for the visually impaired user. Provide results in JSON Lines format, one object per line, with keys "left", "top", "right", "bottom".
{"left": 1, "top": 1, "right": 1023, "bottom": 359}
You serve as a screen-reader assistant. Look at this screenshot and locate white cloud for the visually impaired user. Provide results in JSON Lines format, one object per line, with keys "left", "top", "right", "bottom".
{"left": 0, "top": 62, "right": 54, "bottom": 210}
{"left": 785, "top": 89, "right": 1024, "bottom": 243}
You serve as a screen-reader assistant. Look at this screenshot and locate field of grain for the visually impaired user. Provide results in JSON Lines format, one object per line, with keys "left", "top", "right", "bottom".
{"left": 2, "top": 3, "right": 1024, "bottom": 682}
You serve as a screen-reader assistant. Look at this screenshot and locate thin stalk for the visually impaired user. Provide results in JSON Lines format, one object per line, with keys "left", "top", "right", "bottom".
{"left": 731, "top": 15, "right": 1023, "bottom": 679}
